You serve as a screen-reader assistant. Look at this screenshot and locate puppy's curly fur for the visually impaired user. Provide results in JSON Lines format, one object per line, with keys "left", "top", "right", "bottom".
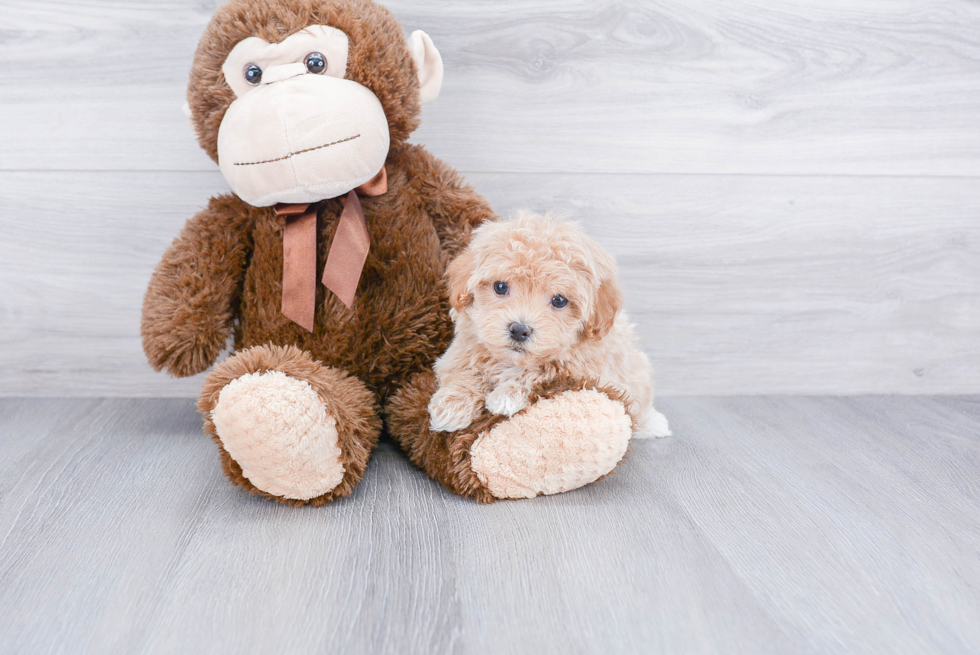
{"left": 428, "top": 212, "right": 671, "bottom": 438}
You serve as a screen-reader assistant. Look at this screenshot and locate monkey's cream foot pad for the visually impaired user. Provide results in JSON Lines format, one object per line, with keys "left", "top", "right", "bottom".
{"left": 470, "top": 389, "right": 632, "bottom": 499}
{"left": 211, "top": 370, "right": 345, "bottom": 500}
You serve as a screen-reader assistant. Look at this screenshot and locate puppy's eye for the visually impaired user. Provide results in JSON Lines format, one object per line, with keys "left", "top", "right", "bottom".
{"left": 551, "top": 294, "right": 569, "bottom": 309}
{"left": 244, "top": 64, "right": 263, "bottom": 85}
{"left": 305, "top": 52, "right": 327, "bottom": 74}
{"left": 493, "top": 281, "right": 509, "bottom": 296}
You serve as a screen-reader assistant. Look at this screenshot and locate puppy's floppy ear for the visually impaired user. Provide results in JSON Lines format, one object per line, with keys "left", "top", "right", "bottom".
{"left": 584, "top": 279, "right": 623, "bottom": 340}
{"left": 446, "top": 249, "right": 476, "bottom": 311}
{"left": 583, "top": 245, "right": 623, "bottom": 340}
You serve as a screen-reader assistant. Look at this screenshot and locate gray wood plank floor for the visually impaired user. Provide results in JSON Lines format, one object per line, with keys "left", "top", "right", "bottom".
{"left": 1, "top": 396, "right": 978, "bottom": 654}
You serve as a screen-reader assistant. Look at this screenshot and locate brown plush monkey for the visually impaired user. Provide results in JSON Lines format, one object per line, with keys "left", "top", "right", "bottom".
{"left": 143, "top": 0, "right": 635, "bottom": 505}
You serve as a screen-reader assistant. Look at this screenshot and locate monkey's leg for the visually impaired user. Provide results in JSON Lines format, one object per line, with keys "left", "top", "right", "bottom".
{"left": 386, "top": 372, "right": 633, "bottom": 502}
{"left": 198, "top": 345, "right": 381, "bottom": 506}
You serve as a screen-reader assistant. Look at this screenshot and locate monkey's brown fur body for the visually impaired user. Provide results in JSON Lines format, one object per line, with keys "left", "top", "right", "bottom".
{"left": 143, "top": 0, "right": 637, "bottom": 505}
{"left": 144, "top": 143, "right": 483, "bottom": 396}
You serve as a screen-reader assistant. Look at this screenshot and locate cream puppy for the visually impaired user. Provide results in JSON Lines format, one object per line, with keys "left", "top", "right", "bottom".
{"left": 428, "top": 212, "right": 671, "bottom": 438}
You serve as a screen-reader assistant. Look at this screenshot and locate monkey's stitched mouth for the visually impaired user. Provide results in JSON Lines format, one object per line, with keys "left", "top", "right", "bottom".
{"left": 233, "top": 134, "right": 361, "bottom": 167}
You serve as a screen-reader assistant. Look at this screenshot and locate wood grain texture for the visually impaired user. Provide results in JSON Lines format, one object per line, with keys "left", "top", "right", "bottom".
{"left": 1, "top": 171, "right": 977, "bottom": 397}
{"left": 0, "top": 0, "right": 978, "bottom": 174}
{"left": 1, "top": 0, "right": 979, "bottom": 396}
{"left": 1, "top": 396, "right": 978, "bottom": 654}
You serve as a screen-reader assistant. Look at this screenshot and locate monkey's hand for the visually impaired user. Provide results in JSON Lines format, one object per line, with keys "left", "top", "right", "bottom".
{"left": 141, "top": 196, "right": 254, "bottom": 378}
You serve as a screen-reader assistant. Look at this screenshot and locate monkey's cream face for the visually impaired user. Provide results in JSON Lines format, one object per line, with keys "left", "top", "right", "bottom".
{"left": 216, "top": 26, "right": 390, "bottom": 207}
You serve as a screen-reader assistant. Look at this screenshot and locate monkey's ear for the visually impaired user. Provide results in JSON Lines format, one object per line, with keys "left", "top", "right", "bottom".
{"left": 407, "top": 30, "right": 444, "bottom": 104}
{"left": 584, "top": 280, "right": 623, "bottom": 341}
{"left": 446, "top": 250, "right": 476, "bottom": 312}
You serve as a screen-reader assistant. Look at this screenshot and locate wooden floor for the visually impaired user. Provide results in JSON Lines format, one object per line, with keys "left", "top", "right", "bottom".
{"left": 1, "top": 396, "right": 978, "bottom": 654}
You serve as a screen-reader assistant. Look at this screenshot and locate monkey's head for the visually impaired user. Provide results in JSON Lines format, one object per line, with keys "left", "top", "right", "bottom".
{"left": 187, "top": 0, "right": 443, "bottom": 207}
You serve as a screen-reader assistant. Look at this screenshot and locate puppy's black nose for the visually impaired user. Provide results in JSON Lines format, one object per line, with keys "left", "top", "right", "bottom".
{"left": 509, "top": 323, "right": 533, "bottom": 343}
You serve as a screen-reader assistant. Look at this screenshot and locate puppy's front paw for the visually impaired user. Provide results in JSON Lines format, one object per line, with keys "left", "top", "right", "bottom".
{"left": 428, "top": 387, "right": 482, "bottom": 432}
{"left": 485, "top": 387, "right": 529, "bottom": 417}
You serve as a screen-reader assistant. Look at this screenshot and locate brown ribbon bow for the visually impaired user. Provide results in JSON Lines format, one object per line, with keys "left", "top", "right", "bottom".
{"left": 275, "top": 167, "right": 388, "bottom": 331}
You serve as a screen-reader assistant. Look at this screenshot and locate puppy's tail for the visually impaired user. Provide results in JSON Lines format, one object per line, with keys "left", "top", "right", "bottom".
{"left": 632, "top": 406, "right": 672, "bottom": 439}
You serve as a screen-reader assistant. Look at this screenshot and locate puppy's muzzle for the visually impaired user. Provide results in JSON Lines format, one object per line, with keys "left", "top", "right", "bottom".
{"left": 509, "top": 322, "right": 533, "bottom": 343}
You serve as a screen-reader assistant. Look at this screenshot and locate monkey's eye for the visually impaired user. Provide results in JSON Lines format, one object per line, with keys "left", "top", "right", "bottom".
{"left": 493, "top": 281, "right": 509, "bottom": 296}
{"left": 305, "top": 52, "right": 327, "bottom": 74}
{"left": 244, "top": 64, "right": 262, "bottom": 86}
{"left": 551, "top": 294, "right": 569, "bottom": 309}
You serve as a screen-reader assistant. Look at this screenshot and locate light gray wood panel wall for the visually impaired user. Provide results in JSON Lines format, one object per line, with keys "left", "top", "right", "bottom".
{"left": 3, "top": 0, "right": 979, "bottom": 174}
{"left": 0, "top": 0, "right": 978, "bottom": 396}
{"left": 1, "top": 171, "right": 976, "bottom": 396}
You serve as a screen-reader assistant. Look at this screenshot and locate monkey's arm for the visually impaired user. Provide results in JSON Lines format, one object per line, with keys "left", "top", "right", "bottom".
{"left": 141, "top": 195, "right": 255, "bottom": 378}
{"left": 398, "top": 145, "right": 497, "bottom": 258}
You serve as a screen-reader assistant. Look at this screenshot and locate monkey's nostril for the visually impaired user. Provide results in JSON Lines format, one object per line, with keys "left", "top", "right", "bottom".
{"left": 508, "top": 322, "right": 533, "bottom": 343}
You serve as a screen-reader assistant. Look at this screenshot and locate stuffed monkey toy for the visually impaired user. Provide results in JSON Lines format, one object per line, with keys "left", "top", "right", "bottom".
{"left": 143, "top": 0, "right": 635, "bottom": 505}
